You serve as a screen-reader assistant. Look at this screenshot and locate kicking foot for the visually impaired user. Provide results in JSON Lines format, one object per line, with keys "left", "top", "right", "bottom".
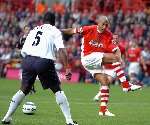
{"left": 66, "top": 121, "right": 78, "bottom": 125}
{"left": 99, "top": 110, "right": 115, "bottom": 117}
{"left": 130, "top": 83, "right": 142, "bottom": 91}
{"left": 1, "top": 117, "right": 12, "bottom": 124}
{"left": 123, "top": 81, "right": 143, "bottom": 92}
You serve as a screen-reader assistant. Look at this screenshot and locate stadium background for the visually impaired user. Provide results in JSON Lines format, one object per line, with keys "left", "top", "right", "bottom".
{"left": 0, "top": 1, "right": 150, "bottom": 125}
{"left": 0, "top": 0, "right": 150, "bottom": 84}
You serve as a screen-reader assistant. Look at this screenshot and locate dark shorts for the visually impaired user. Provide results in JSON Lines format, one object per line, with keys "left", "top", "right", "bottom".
{"left": 21, "top": 55, "right": 61, "bottom": 90}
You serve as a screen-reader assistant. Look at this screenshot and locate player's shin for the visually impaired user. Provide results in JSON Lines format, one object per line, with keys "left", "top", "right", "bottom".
{"left": 99, "top": 85, "right": 115, "bottom": 116}
{"left": 99, "top": 85, "right": 109, "bottom": 113}
{"left": 112, "top": 62, "right": 130, "bottom": 90}
{"left": 3, "top": 90, "right": 25, "bottom": 120}
{"left": 55, "top": 91, "right": 73, "bottom": 124}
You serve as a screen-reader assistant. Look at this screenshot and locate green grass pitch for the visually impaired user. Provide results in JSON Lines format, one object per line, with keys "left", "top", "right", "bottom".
{"left": 0, "top": 79, "right": 150, "bottom": 125}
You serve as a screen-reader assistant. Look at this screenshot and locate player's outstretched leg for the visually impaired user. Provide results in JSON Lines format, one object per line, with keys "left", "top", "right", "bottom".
{"left": 99, "top": 85, "right": 115, "bottom": 117}
{"left": 55, "top": 91, "right": 78, "bottom": 125}
{"left": 1, "top": 90, "right": 25, "bottom": 124}
{"left": 112, "top": 62, "right": 142, "bottom": 92}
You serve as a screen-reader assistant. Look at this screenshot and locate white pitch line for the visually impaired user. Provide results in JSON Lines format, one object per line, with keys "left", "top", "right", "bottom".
{"left": 1, "top": 96, "right": 149, "bottom": 105}
{"left": 14, "top": 101, "right": 150, "bottom": 106}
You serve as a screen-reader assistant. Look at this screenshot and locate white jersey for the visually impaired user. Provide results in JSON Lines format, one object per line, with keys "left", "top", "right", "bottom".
{"left": 21, "top": 24, "right": 64, "bottom": 60}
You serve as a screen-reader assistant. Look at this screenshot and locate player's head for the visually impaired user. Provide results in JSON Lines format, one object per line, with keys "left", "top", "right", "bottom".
{"left": 43, "top": 12, "right": 55, "bottom": 26}
{"left": 129, "top": 41, "right": 137, "bottom": 48}
{"left": 112, "top": 34, "right": 119, "bottom": 45}
{"left": 96, "top": 15, "right": 110, "bottom": 33}
{"left": 23, "top": 25, "right": 30, "bottom": 36}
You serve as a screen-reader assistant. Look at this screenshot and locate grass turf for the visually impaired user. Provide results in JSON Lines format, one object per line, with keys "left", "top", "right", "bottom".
{"left": 0, "top": 79, "right": 150, "bottom": 125}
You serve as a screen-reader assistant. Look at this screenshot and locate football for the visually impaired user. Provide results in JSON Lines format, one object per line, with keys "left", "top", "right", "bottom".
{"left": 22, "top": 102, "right": 36, "bottom": 115}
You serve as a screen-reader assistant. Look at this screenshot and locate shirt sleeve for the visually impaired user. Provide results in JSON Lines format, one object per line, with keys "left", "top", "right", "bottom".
{"left": 54, "top": 29, "right": 65, "bottom": 50}
{"left": 76, "top": 26, "right": 92, "bottom": 35}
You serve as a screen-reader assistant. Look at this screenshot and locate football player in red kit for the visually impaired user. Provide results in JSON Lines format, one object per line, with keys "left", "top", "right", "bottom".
{"left": 126, "top": 42, "right": 141, "bottom": 81}
{"left": 93, "top": 35, "right": 126, "bottom": 101}
{"left": 61, "top": 16, "right": 142, "bottom": 116}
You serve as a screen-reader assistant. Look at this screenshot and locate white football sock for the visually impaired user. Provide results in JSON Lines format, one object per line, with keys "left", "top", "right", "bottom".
{"left": 4, "top": 90, "right": 25, "bottom": 119}
{"left": 55, "top": 91, "right": 73, "bottom": 124}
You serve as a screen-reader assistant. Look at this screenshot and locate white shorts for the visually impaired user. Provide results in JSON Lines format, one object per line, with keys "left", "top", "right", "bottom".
{"left": 128, "top": 62, "right": 141, "bottom": 75}
{"left": 81, "top": 52, "right": 116, "bottom": 78}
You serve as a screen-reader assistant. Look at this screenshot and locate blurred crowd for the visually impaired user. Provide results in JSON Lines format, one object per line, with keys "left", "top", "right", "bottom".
{"left": 0, "top": 0, "right": 150, "bottom": 86}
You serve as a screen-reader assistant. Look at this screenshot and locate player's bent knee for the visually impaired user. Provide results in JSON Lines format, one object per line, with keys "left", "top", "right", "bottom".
{"left": 20, "top": 84, "right": 32, "bottom": 95}
{"left": 110, "top": 54, "right": 120, "bottom": 63}
{"left": 103, "top": 53, "right": 120, "bottom": 64}
{"left": 95, "top": 73, "right": 110, "bottom": 85}
{"left": 55, "top": 91, "right": 68, "bottom": 105}
{"left": 50, "top": 85, "right": 61, "bottom": 94}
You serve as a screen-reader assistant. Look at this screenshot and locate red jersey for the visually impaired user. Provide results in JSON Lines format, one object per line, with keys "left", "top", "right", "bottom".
{"left": 127, "top": 47, "right": 141, "bottom": 62}
{"left": 76, "top": 25, "right": 117, "bottom": 56}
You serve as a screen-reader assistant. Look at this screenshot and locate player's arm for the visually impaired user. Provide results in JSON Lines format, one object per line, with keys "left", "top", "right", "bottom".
{"left": 60, "top": 28, "right": 77, "bottom": 35}
{"left": 55, "top": 30, "right": 70, "bottom": 68}
{"left": 16, "top": 25, "right": 30, "bottom": 49}
{"left": 57, "top": 48, "right": 69, "bottom": 68}
{"left": 57, "top": 48, "right": 72, "bottom": 80}
{"left": 61, "top": 26, "right": 88, "bottom": 35}
{"left": 16, "top": 36, "right": 26, "bottom": 49}
{"left": 54, "top": 29, "right": 72, "bottom": 80}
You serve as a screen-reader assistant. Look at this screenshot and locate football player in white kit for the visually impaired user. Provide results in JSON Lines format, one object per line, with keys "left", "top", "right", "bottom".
{"left": 2, "top": 12, "right": 78, "bottom": 125}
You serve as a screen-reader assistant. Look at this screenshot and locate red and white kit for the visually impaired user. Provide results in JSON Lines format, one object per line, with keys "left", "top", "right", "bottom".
{"left": 75, "top": 25, "right": 118, "bottom": 76}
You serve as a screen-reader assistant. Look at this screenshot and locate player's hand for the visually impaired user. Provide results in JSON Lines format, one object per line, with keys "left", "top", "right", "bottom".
{"left": 65, "top": 68, "right": 72, "bottom": 81}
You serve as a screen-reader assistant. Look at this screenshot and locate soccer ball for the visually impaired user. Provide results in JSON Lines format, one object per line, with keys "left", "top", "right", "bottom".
{"left": 22, "top": 102, "right": 36, "bottom": 114}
